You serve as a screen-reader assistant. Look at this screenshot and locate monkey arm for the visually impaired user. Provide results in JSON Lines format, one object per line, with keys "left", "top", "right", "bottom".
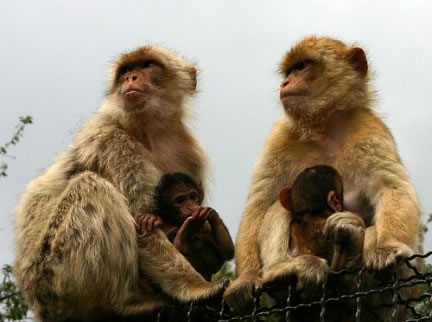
{"left": 235, "top": 125, "right": 293, "bottom": 278}
{"left": 235, "top": 188, "right": 281, "bottom": 280}
{"left": 208, "top": 214, "right": 234, "bottom": 260}
{"left": 73, "top": 122, "right": 162, "bottom": 215}
{"left": 353, "top": 136, "right": 421, "bottom": 270}
{"left": 258, "top": 200, "right": 293, "bottom": 270}
{"left": 373, "top": 182, "right": 420, "bottom": 246}
{"left": 225, "top": 124, "right": 293, "bottom": 312}
{"left": 170, "top": 219, "right": 225, "bottom": 280}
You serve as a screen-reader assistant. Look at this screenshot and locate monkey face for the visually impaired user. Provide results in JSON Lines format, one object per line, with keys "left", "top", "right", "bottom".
{"left": 279, "top": 59, "right": 314, "bottom": 109}
{"left": 167, "top": 183, "right": 202, "bottom": 223}
{"left": 278, "top": 36, "right": 369, "bottom": 123}
{"left": 108, "top": 46, "right": 198, "bottom": 117}
{"left": 116, "top": 61, "right": 163, "bottom": 113}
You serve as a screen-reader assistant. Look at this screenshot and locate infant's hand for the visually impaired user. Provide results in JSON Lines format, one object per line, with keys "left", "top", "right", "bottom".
{"left": 135, "top": 213, "right": 163, "bottom": 234}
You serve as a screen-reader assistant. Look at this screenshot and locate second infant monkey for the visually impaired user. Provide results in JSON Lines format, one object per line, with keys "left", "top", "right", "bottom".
{"left": 279, "top": 165, "right": 365, "bottom": 274}
{"left": 136, "top": 172, "right": 235, "bottom": 281}
{"left": 271, "top": 166, "right": 365, "bottom": 322}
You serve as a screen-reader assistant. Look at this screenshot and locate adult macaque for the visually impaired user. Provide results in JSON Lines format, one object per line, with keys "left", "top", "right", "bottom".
{"left": 136, "top": 172, "right": 235, "bottom": 281}
{"left": 15, "top": 46, "right": 226, "bottom": 321}
{"left": 224, "top": 36, "right": 423, "bottom": 321}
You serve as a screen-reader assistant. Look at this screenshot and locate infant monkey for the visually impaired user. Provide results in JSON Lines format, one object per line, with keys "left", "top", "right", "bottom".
{"left": 136, "top": 172, "right": 235, "bottom": 281}
{"left": 269, "top": 167, "right": 365, "bottom": 322}
{"left": 279, "top": 165, "right": 365, "bottom": 271}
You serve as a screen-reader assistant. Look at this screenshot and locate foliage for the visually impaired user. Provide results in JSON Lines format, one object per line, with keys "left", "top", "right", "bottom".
{"left": 0, "top": 265, "right": 28, "bottom": 322}
{"left": 0, "top": 116, "right": 33, "bottom": 177}
{"left": 0, "top": 116, "right": 32, "bottom": 320}
{"left": 424, "top": 213, "right": 432, "bottom": 233}
{"left": 212, "top": 261, "right": 236, "bottom": 281}
{"left": 414, "top": 262, "right": 432, "bottom": 316}
{"left": 417, "top": 215, "right": 432, "bottom": 315}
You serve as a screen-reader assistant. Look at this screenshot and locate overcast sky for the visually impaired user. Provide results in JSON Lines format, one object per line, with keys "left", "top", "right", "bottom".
{"left": 1, "top": 1, "right": 431, "bottom": 266}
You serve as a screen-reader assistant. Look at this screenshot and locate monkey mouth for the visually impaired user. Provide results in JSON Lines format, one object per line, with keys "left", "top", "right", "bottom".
{"left": 124, "top": 89, "right": 144, "bottom": 97}
{"left": 122, "top": 85, "right": 147, "bottom": 96}
{"left": 280, "top": 89, "right": 307, "bottom": 99}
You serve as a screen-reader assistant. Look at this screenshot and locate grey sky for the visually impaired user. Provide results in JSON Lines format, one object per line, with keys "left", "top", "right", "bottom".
{"left": 1, "top": 1, "right": 431, "bottom": 266}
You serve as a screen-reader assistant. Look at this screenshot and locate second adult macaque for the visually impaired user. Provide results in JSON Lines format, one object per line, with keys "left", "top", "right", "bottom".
{"left": 14, "top": 45, "right": 226, "bottom": 321}
{"left": 136, "top": 172, "right": 235, "bottom": 281}
{"left": 225, "top": 37, "right": 423, "bottom": 321}
{"left": 279, "top": 165, "right": 365, "bottom": 273}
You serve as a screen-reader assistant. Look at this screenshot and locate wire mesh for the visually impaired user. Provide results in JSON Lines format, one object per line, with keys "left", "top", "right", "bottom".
{"left": 153, "top": 252, "right": 432, "bottom": 322}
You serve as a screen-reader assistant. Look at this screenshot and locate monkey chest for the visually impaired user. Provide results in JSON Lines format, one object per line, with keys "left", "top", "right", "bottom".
{"left": 149, "top": 142, "right": 197, "bottom": 174}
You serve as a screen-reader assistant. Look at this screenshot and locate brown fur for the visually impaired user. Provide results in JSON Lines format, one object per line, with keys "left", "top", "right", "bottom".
{"left": 290, "top": 214, "right": 332, "bottom": 260}
{"left": 14, "top": 45, "right": 225, "bottom": 321}
{"left": 224, "top": 36, "right": 423, "bottom": 320}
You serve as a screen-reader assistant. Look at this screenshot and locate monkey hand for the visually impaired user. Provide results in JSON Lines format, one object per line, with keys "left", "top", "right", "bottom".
{"left": 223, "top": 274, "right": 263, "bottom": 313}
{"left": 173, "top": 212, "right": 204, "bottom": 253}
{"left": 178, "top": 208, "right": 204, "bottom": 234}
{"left": 194, "top": 206, "right": 219, "bottom": 223}
{"left": 135, "top": 213, "right": 163, "bottom": 234}
{"left": 178, "top": 207, "right": 213, "bottom": 236}
{"left": 263, "top": 255, "right": 329, "bottom": 299}
{"left": 364, "top": 240, "right": 414, "bottom": 279}
{"left": 323, "top": 211, "right": 365, "bottom": 270}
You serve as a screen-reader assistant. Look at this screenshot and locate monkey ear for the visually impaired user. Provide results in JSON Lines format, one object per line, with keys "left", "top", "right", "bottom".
{"left": 327, "top": 190, "right": 342, "bottom": 212}
{"left": 279, "top": 187, "right": 293, "bottom": 211}
{"left": 186, "top": 66, "right": 197, "bottom": 92}
{"left": 197, "top": 179, "right": 204, "bottom": 202}
{"left": 347, "top": 47, "right": 368, "bottom": 78}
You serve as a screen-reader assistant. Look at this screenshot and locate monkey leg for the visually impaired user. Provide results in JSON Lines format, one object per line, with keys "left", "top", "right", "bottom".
{"left": 263, "top": 255, "right": 329, "bottom": 299}
{"left": 137, "top": 230, "right": 226, "bottom": 302}
{"left": 36, "top": 171, "right": 169, "bottom": 319}
{"left": 40, "top": 171, "right": 224, "bottom": 319}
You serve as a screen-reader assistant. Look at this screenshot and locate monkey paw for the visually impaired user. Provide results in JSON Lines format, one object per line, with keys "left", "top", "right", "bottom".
{"left": 323, "top": 211, "right": 365, "bottom": 248}
{"left": 193, "top": 279, "right": 229, "bottom": 307}
{"left": 223, "top": 275, "right": 262, "bottom": 313}
{"left": 365, "top": 241, "right": 414, "bottom": 276}
{"left": 263, "top": 255, "right": 329, "bottom": 298}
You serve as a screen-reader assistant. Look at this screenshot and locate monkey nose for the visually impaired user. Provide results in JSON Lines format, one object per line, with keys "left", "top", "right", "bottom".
{"left": 126, "top": 74, "right": 139, "bottom": 82}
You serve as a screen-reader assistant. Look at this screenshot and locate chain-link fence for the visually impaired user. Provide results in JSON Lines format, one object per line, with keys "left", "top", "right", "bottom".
{"left": 150, "top": 252, "right": 432, "bottom": 322}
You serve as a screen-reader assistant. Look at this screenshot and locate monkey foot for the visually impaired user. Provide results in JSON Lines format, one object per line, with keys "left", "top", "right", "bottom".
{"left": 223, "top": 275, "right": 262, "bottom": 313}
{"left": 365, "top": 241, "right": 414, "bottom": 279}
{"left": 263, "top": 255, "right": 329, "bottom": 298}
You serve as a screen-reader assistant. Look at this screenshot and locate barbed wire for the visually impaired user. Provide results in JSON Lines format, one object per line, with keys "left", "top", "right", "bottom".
{"left": 152, "top": 252, "right": 432, "bottom": 322}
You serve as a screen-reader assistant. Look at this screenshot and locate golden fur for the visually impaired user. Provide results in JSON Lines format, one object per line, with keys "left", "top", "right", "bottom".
{"left": 224, "top": 36, "right": 423, "bottom": 320}
{"left": 14, "top": 45, "right": 225, "bottom": 321}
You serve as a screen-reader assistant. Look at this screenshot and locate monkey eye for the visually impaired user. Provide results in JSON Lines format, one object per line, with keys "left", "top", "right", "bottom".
{"left": 287, "top": 59, "right": 313, "bottom": 75}
{"left": 190, "top": 192, "right": 199, "bottom": 201}
{"left": 139, "top": 60, "right": 157, "bottom": 69}
{"left": 174, "top": 197, "right": 186, "bottom": 205}
{"left": 117, "top": 60, "right": 158, "bottom": 80}
{"left": 117, "top": 65, "right": 133, "bottom": 78}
